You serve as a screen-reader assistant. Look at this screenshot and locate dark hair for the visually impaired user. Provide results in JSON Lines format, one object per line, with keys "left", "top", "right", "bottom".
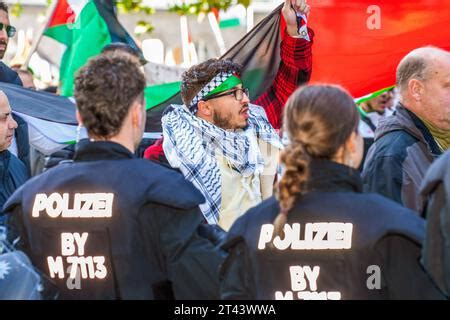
{"left": 74, "top": 53, "right": 145, "bottom": 138}
{"left": 101, "top": 42, "right": 147, "bottom": 66}
{"left": 180, "top": 58, "right": 242, "bottom": 106}
{"left": 0, "top": 2, "right": 8, "bottom": 13}
{"left": 274, "top": 85, "right": 360, "bottom": 237}
{"left": 41, "top": 86, "right": 58, "bottom": 94}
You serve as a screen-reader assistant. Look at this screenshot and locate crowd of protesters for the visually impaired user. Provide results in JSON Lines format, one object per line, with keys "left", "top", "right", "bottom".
{"left": 0, "top": 0, "right": 450, "bottom": 300}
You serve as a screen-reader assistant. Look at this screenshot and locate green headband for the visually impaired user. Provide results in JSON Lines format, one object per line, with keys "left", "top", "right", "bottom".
{"left": 204, "top": 75, "right": 243, "bottom": 99}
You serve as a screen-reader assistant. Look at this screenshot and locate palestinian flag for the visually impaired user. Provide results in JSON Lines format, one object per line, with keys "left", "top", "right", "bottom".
{"left": 44, "top": 0, "right": 141, "bottom": 97}
{"left": 145, "top": 0, "right": 450, "bottom": 132}
{"left": 307, "top": 0, "right": 450, "bottom": 100}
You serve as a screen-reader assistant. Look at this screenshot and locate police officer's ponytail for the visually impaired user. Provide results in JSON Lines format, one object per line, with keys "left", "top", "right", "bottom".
{"left": 274, "top": 85, "right": 360, "bottom": 238}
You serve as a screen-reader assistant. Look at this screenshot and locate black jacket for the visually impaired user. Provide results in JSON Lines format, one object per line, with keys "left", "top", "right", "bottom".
{"left": 362, "top": 104, "right": 442, "bottom": 213}
{"left": 220, "top": 159, "right": 444, "bottom": 300}
{"left": 0, "top": 61, "right": 31, "bottom": 174}
{"left": 420, "top": 150, "right": 450, "bottom": 297}
{"left": 4, "top": 140, "right": 225, "bottom": 299}
{"left": 0, "top": 150, "right": 29, "bottom": 222}
{"left": 0, "top": 62, "right": 23, "bottom": 86}
{"left": 12, "top": 114, "right": 31, "bottom": 175}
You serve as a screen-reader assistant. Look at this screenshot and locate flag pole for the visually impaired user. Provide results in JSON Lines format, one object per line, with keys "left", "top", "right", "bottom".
{"left": 180, "top": 15, "right": 191, "bottom": 66}
{"left": 246, "top": 5, "right": 254, "bottom": 33}
{"left": 207, "top": 11, "right": 226, "bottom": 55}
{"left": 22, "top": 0, "right": 59, "bottom": 69}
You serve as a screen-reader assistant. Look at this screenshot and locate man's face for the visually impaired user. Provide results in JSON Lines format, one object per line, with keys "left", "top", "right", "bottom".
{"left": 421, "top": 57, "right": 450, "bottom": 130}
{"left": 366, "top": 90, "right": 394, "bottom": 114}
{"left": 206, "top": 85, "right": 250, "bottom": 130}
{"left": 0, "top": 92, "right": 17, "bottom": 151}
{"left": 0, "top": 9, "right": 10, "bottom": 59}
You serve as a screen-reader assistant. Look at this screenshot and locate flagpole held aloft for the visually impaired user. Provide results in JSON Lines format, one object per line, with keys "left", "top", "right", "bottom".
{"left": 22, "top": 0, "right": 59, "bottom": 70}
{"left": 208, "top": 12, "right": 226, "bottom": 55}
{"left": 180, "top": 15, "right": 190, "bottom": 67}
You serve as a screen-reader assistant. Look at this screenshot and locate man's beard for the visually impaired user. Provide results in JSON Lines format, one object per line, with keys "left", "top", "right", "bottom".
{"left": 212, "top": 105, "right": 248, "bottom": 130}
{"left": 0, "top": 40, "right": 7, "bottom": 59}
{"left": 213, "top": 111, "right": 234, "bottom": 129}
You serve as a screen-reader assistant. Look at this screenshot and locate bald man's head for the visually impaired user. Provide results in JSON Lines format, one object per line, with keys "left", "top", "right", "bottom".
{"left": 396, "top": 46, "right": 450, "bottom": 130}
{"left": 0, "top": 90, "right": 17, "bottom": 151}
{"left": 0, "top": 90, "right": 11, "bottom": 111}
{"left": 396, "top": 46, "right": 450, "bottom": 93}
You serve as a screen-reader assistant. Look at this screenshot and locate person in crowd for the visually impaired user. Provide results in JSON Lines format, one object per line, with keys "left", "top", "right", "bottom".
{"left": 0, "top": 2, "right": 20, "bottom": 86}
{"left": 420, "top": 149, "right": 450, "bottom": 298}
{"left": 9, "top": 65, "right": 44, "bottom": 176}
{"left": 0, "top": 90, "right": 28, "bottom": 226}
{"left": 3, "top": 53, "right": 225, "bottom": 299}
{"left": 0, "top": 3, "right": 31, "bottom": 176}
{"left": 44, "top": 41, "right": 150, "bottom": 172}
{"left": 219, "top": 85, "right": 444, "bottom": 300}
{"left": 362, "top": 47, "right": 450, "bottom": 213}
{"left": 10, "top": 66, "right": 36, "bottom": 90}
{"left": 145, "top": 0, "right": 314, "bottom": 231}
{"left": 357, "top": 88, "right": 395, "bottom": 170}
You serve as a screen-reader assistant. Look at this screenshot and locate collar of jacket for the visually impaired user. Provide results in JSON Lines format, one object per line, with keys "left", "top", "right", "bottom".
{"left": 304, "top": 159, "right": 363, "bottom": 193}
{"left": 73, "top": 140, "right": 135, "bottom": 162}
{"left": 0, "top": 149, "right": 10, "bottom": 177}
{"left": 375, "top": 103, "right": 442, "bottom": 157}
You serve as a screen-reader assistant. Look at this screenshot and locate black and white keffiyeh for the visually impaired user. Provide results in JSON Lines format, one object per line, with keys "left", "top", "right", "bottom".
{"left": 189, "top": 71, "right": 234, "bottom": 113}
{"left": 162, "top": 104, "right": 283, "bottom": 224}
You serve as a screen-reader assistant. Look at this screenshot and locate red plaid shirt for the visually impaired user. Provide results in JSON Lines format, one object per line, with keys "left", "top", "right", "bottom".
{"left": 144, "top": 28, "right": 314, "bottom": 162}
{"left": 255, "top": 28, "right": 314, "bottom": 129}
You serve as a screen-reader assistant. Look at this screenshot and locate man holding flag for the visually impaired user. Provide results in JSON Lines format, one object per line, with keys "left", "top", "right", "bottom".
{"left": 145, "top": 0, "right": 314, "bottom": 231}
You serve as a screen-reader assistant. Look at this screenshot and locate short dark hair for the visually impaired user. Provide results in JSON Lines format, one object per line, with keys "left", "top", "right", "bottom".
{"left": 0, "top": 2, "right": 8, "bottom": 13}
{"left": 101, "top": 42, "right": 147, "bottom": 66}
{"left": 74, "top": 53, "right": 146, "bottom": 138}
{"left": 180, "top": 58, "right": 242, "bottom": 106}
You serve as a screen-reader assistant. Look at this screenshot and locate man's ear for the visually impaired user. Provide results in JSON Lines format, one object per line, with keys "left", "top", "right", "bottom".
{"left": 131, "top": 100, "right": 143, "bottom": 128}
{"left": 409, "top": 79, "right": 424, "bottom": 102}
{"left": 197, "top": 100, "right": 213, "bottom": 117}
{"left": 75, "top": 110, "right": 83, "bottom": 126}
{"left": 345, "top": 131, "right": 357, "bottom": 154}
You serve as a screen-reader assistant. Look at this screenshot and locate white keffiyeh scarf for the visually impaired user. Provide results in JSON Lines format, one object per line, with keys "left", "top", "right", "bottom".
{"left": 162, "top": 103, "right": 283, "bottom": 224}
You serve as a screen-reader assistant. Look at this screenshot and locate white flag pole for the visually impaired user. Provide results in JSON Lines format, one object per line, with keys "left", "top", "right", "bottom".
{"left": 23, "top": 0, "right": 59, "bottom": 69}
{"left": 180, "top": 15, "right": 191, "bottom": 66}
{"left": 207, "top": 11, "right": 226, "bottom": 55}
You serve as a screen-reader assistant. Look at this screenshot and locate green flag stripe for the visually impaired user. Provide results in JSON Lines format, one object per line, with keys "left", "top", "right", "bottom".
{"left": 44, "top": 24, "right": 73, "bottom": 46}
{"left": 59, "top": 2, "right": 112, "bottom": 96}
{"left": 355, "top": 85, "right": 395, "bottom": 105}
{"left": 144, "top": 81, "right": 181, "bottom": 110}
{"left": 219, "top": 18, "right": 241, "bottom": 29}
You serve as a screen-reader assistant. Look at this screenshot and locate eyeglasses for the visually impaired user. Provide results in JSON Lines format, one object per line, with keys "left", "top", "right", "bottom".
{"left": 0, "top": 23, "right": 16, "bottom": 38}
{"left": 204, "top": 87, "right": 249, "bottom": 102}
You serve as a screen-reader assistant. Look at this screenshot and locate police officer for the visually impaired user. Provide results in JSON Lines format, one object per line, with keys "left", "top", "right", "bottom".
{"left": 4, "top": 53, "right": 224, "bottom": 299}
{"left": 420, "top": 149, "right": 450, "bottom": 297}
{"left": 220, "top": 85, "right": 444, "bottom": 300}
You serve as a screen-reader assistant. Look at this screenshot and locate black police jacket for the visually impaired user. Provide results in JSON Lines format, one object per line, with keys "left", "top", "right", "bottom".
{"left": 220, "top": 159, "right": 445, "bottom": 300}
{"left": 4, "top": 140, "right": 225, "bottom": 299}
{"left": 420, "top": 150, "right": 450, "bottom": 297}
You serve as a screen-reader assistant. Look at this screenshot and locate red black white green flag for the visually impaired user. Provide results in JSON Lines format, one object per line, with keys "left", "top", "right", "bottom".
{"left": 44, "top": 0, "right": 141, "bottom": 96}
